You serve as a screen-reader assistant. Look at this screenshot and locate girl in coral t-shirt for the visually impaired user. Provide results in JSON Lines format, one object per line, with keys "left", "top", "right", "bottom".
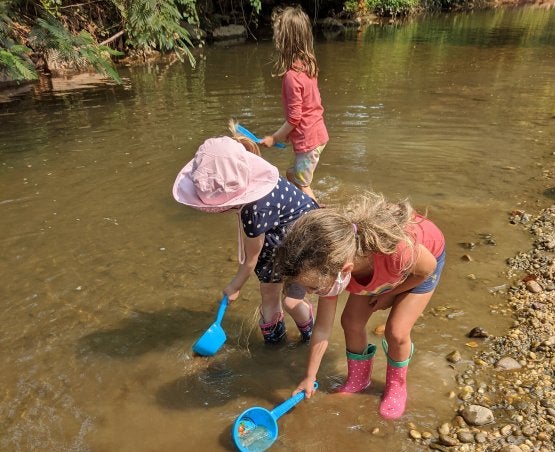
{"left": 276, "top": 191, "right": 446, "bottom": 420}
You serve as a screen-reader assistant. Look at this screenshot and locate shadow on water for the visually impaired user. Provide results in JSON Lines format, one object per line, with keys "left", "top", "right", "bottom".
{"left": 156, "top": 360, "right": 238, "bottom": 409}
{"left": 543, "top": 186, "right": 555, "bottom": 200}
{"left": 155, "top": 341, "right": 295, "bottom": 408}
{"left": 76, "top": 307, "right": 228, "bottom": 357}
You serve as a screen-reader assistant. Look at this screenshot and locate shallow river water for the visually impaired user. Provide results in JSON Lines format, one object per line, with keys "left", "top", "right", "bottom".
{"left": 1, "top": 6, "right": 555, "bottom": 451}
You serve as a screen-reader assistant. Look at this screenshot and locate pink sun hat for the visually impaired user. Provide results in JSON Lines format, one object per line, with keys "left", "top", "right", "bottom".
{"left": 172, "top": 136, "right": 279, "bottom": 213}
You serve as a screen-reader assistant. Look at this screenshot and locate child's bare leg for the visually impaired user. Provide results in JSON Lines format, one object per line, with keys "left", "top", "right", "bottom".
{"left": 282, "top": 296, "right": 310, "bottom": 323}
{"left": 286, "top": 168, "right": 318, "bottom": 203}
{"left": 259, "top": 282, "right": 282, "bottom": 321}
{"left": 282, "top": 282, "right": 313, "bottom": 341}
{"left": 300, "top": 185, "right": 317, "bottom": 201}
{"left": 259, "top": 282, "right": 286, "bottom": 343}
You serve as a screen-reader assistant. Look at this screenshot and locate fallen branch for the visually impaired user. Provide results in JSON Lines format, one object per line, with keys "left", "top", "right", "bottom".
{"left": 99, "top": 30, "right": 124, "bottom": 46}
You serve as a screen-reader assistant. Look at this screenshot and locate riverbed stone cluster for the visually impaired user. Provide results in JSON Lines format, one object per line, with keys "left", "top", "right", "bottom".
{"left": 409, "top": 206, "right": 555, "bottom": 451}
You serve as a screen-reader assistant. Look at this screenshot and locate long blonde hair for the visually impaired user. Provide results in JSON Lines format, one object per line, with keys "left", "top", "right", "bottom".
{"left": 271, "top": 6, "right": 318, "bottom": 78}
{"left": 276, "top": 192, "right": 417, "bottom": 286}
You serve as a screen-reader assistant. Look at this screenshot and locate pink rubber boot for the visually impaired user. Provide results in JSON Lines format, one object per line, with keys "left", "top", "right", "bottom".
{"left": 335, "top": 344, "right": 377, "bottom": 393}
{"left": 379, "top": 339, "right": 414, "bottom": 419}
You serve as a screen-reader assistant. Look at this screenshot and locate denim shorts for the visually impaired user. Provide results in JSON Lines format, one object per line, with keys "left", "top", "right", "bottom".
{"left": 410, "top": 248, "right": 446, "bottom": 294}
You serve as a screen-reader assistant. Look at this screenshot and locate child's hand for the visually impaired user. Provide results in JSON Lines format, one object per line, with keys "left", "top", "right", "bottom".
{"left": 368, "top": 293, "right": 396, "bottom": 313}
{"left": 260, "top": 135, "right": 275, "bottom": 148}
{"left": 223, "top": 284, "right": 240, "bottom": 302}
{"left": 293, "top": 377, "right": 317, "bottom": 399}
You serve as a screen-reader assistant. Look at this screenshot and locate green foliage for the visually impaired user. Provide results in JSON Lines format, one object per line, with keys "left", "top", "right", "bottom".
{"left": 366, "top": 0, "right": 420, "bottom": 16}
{"left": 0, "top": 47, "right": 38, "bottom": 80}
{"left": 0, "top": 2, "right": 38, "bottom": 80}
{"left": 249, "top": 0, "right": 262, "bottom": 14}
{"left": 343, "top": 0, "right": 420, "bottom": 16}
{"left": 125, "top": 0, "right": 196, "bottom": 66}
{"left": 32, "top": 16, "right": 123, "bottom": 83}
{"left": 39, "top": 0, "right": 63, "bottom": 16}
{"left": 343, "top": 0, "right": 359, "bottom": 14}
{"left": 420, "top": 0, "right": 467, "bottom": 11}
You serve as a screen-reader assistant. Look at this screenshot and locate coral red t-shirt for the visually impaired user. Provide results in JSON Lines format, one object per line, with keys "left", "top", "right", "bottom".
{"left": 282, "top": 68, "right": 329, "bottom": 153}
{"left": 346, "top": 215, "right": 445, "bottom": 296}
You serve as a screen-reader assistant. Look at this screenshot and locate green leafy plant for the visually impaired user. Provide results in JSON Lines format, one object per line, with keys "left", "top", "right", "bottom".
{"left": 0, "top": 45, "right": 38, "bottom": 80}
{"left": 349, "top": 0, "right": 420, "bottom": 16}
{"left": 368, "top": 0, "right": 420, "bottom": 16}
{"left": 0, "top": 3, "right": 38, "bottom": 80}
{"left": 32, "top": 15, "right": 123, "bottom": 83}
{"left": 125, "top": 0, "right": 196, "bottom": 66}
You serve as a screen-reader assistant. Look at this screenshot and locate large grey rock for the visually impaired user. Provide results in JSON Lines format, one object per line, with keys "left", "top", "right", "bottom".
{"left": 495, "top": 357, "right": 522, "bottom": 370}
{"left": 212, "top": 24, "right": 246, "bottom": 41}
{"left": 461, "top": 405, "right": 495, "bottom": 426}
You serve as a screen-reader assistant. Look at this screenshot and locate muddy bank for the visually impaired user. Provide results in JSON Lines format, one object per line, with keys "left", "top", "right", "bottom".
{"left": 406, "top": 203, "right": 555, "bottom": 450}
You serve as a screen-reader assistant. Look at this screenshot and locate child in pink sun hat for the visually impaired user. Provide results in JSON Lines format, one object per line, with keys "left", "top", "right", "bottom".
{"left": 173, "top": 135, "right": 318, "bottom": 344}
{"left": 275, "top": 191, "right": 446, "bottom": 419}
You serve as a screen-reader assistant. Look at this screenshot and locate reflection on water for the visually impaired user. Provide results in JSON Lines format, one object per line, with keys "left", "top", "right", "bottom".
{"left": 1, "top": 6, "right": 555, "bottom": 451}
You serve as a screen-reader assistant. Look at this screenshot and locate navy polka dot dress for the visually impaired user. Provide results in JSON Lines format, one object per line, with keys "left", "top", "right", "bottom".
{"left": 241, "top": 177, "right": 318, "bottom": 282}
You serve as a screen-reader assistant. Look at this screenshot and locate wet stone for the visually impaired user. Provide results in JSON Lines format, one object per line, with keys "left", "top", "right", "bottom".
{"left": 461, "top": 405, "right": 495, "bottom": 426}
{"left": 438, "top": 423, "right": 451, "bottom": 435}
{"left": 439, "top": 434, "right": 459, "bottom": 446}
{"left": 429, "top": 444, "right": 449, "bottom": 451}
{"left": 499, "top": 446, "right": 523, "bottom": 452}
{"left": 457, "top": 431, "right": 475, "bottom": 443}
{"left": 467, "top": 326, "right": 489, "bottom": 338}
{"left": 475, "top": 432, "right": 488, "bottom": 443}
{"left": 496, "top": 357, "right": 522, "bottom": 371}
{"left": 447, "top": 350, "right": 462, "bottom": 363}
{"left": 537, "top": 432, "right": 550, "bottom": 442}
{"left": 409, "top": 430, "right": 421, "bottom": 440}
{"left": 506, "top": 435, "right": 522, "bottom": 445}
{"left": 525, "top": 280, "right": 543, "bottom": 293}
{"left": 454, "top": 415, "right": 467, "bottom": 428}
{"left": 459, "top": 242, "right": 476, "bottom": 249}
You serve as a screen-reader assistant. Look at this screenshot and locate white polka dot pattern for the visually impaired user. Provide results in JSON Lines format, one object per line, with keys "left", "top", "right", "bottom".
{"left": 379, "top": 364, "right": 409, "bottom": 419}
{"left": 239, "top": 177, "right": 318, "bottom": 282}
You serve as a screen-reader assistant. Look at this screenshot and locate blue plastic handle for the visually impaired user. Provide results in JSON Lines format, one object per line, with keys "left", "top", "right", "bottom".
{"left": 215, "top": 295, "right": 228, "bottom": 325}
{"left": 270, "top": 382, "right": 318, "bottom": 420}
{"left": 236, "top": 124, "right": 286, "bottom": 149}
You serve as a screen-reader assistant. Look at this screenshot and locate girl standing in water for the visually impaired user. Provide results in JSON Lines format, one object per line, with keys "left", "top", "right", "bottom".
{"left": 275, "top": 192, "right": 446, "bottom": 419}
{"left": 261, "top": 6, "right": 329, "bottom": 203}
{"left": 172, "top": 134, "right": 318, "bottom": 344}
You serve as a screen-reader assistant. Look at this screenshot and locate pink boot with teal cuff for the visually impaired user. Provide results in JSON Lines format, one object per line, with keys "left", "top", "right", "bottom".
{"left": 336, "top": 344, "right": 377, "bottom": 393}
{"left": 379, "top": 339, "right": 414, "bottom": 420}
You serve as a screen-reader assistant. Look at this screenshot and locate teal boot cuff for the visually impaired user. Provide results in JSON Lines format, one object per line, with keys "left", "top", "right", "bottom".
{"left": 346, "top": 344, "right": 377, "bottom": 361}
{"left": 382, "top": 338, "right": 414, "bottom": 367}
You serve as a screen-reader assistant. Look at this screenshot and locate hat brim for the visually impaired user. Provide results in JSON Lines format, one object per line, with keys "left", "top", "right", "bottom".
{"left": 173, "top": 152, "right": 279, "bottom": 213}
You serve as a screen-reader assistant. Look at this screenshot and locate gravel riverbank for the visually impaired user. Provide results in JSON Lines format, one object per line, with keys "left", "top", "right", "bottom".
{"left": 409, "top": 206, "right": 555, "bottom": 451}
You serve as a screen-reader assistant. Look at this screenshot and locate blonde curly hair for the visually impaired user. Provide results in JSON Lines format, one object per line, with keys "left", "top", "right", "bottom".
{"left": 276, "top": 192, "right": 419, "bottom": 287}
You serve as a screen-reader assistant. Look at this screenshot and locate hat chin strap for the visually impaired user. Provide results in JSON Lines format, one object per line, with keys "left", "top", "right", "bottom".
{"left": 236, "top": 212, "right": 245, "bottom": 265}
